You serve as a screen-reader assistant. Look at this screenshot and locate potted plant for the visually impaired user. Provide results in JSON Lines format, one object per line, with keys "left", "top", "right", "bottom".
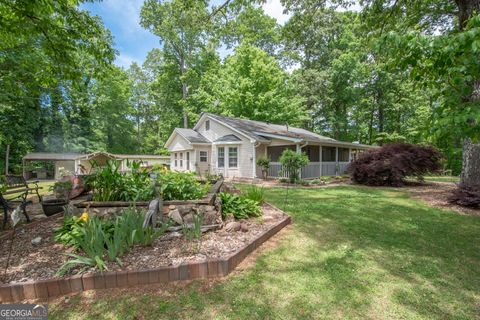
{"left": 256, "top": 157, "right": 270, "bottom": 180}
{"left": 42, "top": 180, "right": 73, "bottom": 216}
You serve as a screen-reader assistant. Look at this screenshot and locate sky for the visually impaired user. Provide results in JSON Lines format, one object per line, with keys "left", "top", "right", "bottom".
{"left": 81, "top": 0, "right": 291, "bottom": 69}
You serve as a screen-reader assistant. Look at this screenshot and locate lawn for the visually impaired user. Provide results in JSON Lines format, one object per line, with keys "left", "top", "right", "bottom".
{"left": 423, "top": 176, "right": 460, "bottom": 183}
{"left": 3, "top": 180, "right": 55, "bottom": 201}
{"left": 50, "top": 185, "right": 480, "bottom": 319}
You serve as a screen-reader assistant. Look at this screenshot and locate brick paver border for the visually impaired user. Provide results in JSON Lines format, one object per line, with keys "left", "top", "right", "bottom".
{"left": 0, "top": 206, "right": 290, "bottom": 302}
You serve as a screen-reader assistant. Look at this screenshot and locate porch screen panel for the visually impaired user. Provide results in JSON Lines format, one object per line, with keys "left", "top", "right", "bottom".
{"left": 304, "top": 145, "right": 319, "bottom": 162}
{"left": 322, "top": 146, "right": 336, "bottom": 162}
{"left": 338, "top": 148, "right": 350, "bottom": 162}
{"left": 267, "top": 145, "right": 296, "bottom": 162}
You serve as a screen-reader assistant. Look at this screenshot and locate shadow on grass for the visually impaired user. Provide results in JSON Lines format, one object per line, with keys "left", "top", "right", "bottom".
{"left": 50, "top": 185, "right": 480, "bottom": 319}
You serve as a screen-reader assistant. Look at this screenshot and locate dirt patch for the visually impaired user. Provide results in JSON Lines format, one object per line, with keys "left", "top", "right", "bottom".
{"left": 0, "top": 204, "right": 287, "bottom": 284}
{"left": 403, "top": 182, "right": 480, "bottom": 216}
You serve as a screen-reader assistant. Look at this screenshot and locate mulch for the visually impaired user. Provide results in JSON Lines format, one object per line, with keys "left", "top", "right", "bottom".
{"left": 0, "top": 203, "right": 286, "bottom": 285}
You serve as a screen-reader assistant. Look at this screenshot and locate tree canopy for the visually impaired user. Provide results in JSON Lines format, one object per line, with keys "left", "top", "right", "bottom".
{"left": 1, "top": 0, "right": 478, "bottom": 174}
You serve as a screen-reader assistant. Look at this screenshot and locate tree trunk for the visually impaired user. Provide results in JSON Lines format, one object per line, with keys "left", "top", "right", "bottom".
{"left": 180, "top": 56, "right": 189, "bottom": 128}
{"left": 460, "top": 139, "right": 480, "bottom": 188}
{"left": 455, "top": 0, "right": 480, "bottom": 30}
{"left": 5, "top": 144, "right": 10, "bottom": 175}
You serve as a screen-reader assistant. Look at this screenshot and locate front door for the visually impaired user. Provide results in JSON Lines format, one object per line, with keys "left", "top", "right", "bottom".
{"left": 186, "top": 152, "right": 190, "bottom": 170}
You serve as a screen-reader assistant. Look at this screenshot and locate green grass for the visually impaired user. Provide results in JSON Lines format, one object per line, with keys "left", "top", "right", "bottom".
{"left": 50, "top": 185, "right": 480, "bottom": 319}
{"left": 4, "top": 180, "right": 54, "bottom": 200}
{"left": 423, "top": 176, "right": 460, "bottom": 183}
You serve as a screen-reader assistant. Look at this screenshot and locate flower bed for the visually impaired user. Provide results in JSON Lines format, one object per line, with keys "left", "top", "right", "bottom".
{"left": 74, "top": 178, "right": 225, "bottom": 226}
{"left": 0, "top": 203, "right": 290, "bottom": 302}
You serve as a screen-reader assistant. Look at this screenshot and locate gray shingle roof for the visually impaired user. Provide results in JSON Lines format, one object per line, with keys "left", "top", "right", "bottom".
{"left": 175, "top": 128, "right": 209, "bottom": 144}
{"left": 203, "top": 113, "right": 337, "bottom": 144}
{"left": 23, "top": 153, "right": 83, "bottom": 161}
{"left": 214, "top": 134, "right": 242, "bottom": 142}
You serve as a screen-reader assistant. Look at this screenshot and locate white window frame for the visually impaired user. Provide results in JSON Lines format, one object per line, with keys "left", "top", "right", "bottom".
{"left": 205, "top": 120, "right": 210, "bottom": 131}
{"left": 217, "top": 147, "right": 225, "bottom": 168}
{"left": 228, "top": 147, "right": 238, "bottom": 168}
{"left": 174, "top": 153, "right": 178, "bottom": 167}
{"left": 179, "top": 152, "right": 183, "bottom": 168}
{"left": 199, "top": 151, "right": 208, "bottom": 162}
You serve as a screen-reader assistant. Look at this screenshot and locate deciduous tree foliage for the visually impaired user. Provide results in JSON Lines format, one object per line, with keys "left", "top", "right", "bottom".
{"left": 348, "top": 143, "right": 442, "bottom": 186}
{"left": 1, "top": 0, "right": 477, "bottom": 177}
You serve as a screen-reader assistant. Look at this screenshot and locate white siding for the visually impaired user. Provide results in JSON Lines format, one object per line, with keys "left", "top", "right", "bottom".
{"left": 197, "top": 117, "right": 255, "bottom": 178}
{"left": 167, "top": 134, "right": 193, "bottom": 172}
{"left": 169, "top": 134, "right": 192, "bottom": 152}
{"left": 195, "top": 145, "right": 211, "bottom": 177}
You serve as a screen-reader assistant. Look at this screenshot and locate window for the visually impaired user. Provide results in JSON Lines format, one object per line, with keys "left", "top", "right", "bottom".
{"left": 174, "top": 153, "right": 178, "bottom": 167}
{"left": 338, "top": 148, "right": 350, "bottom": 162}
{"left": 205, "top": 120, "right": 210, "bottom": 131}
{"left": 322, "top": 146, "right": 336, "bottom": 162}
{"left": 218, "top": 147, "right": 225, "bottom": 168}
{"left": 200, "top": 151, "right": 208, "bottom": 162}
{"left": 228, "top": 147, "right": 238, "bottom": 168}
{"left": 180, "top": 152, "right": 183, "bottom": 167}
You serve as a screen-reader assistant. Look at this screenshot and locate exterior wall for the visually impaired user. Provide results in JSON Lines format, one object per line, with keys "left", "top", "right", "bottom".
{"left": 194, "top": 145, "right": 212, "bottom": 177}
{"left": 168, "top": 134, "right": 194, "bottom": 172}
{"left": 54, "top": 160, "right": 75, "bottom": 179}
{"left": 197, "top": 117, "right": 255, "bottom": 178}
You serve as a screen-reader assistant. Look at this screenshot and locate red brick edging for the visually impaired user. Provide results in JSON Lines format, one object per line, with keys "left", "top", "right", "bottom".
{"left": 0, "top": 210, "right": 291, "bottom": 302}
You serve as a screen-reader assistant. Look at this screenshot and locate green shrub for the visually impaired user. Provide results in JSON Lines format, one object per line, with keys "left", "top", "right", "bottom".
{"left": 182, "top": 214, "right": 203, "bottom": 241}
{"left": 219, "top": 192, "right": 261, "bottom": 220}
{"left": 243, "top": 185, "right": 265, "bottom": 204}
{"left": 279, "top": 149, "right": 309, "bottom": 183}
{"left": 158, "top": 171, "right": 209, "bottom": 201}
{"left": 57, "top": 208, "right": 169, "bottom": 274}
{"left": 85, "top": 160, "right": 153, "bottom": 202}
{"left": 256, "top": 157, "right": 270, "bottom": 179}
{"left": 59, "top": 215, "right": 109, "bottom": 274}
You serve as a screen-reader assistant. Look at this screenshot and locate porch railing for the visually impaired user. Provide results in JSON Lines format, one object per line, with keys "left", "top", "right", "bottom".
{"left": 267, "top": 161, "right": 351, "bottom": 179}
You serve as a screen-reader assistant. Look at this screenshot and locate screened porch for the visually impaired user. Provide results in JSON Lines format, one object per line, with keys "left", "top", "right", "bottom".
{"left": 260, "top": 145, "right": 363, "bottom": 179}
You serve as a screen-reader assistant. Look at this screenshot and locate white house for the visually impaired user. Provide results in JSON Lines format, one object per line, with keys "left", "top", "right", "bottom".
{"left": 164, "top": 113, "right": 374, "bottom": 179}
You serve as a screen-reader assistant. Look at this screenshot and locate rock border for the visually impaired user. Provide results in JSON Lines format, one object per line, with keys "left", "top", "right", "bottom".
{"left": 0, "top": 205, "right": 291, "bottom": 302}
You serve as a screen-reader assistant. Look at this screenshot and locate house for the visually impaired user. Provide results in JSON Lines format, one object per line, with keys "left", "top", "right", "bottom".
{"left": 22, "top": 152, "right": 170, "bottom": 180}
{"left": 164, "top": 113, "right": 373, "bottom": 179}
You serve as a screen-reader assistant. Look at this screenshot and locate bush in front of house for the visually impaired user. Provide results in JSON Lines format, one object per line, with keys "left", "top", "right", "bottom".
{"left": 279, "top": 149, "right": 309, "bottom": 183}
{"left": 219, "top": 192, "right": 262, "bottom": 220}
{"left": 158, "top": 171, "right": 209, "bottom": 201}
{"left": 56, "top": 208, "right": 169, "bottom": 274}
{"left": 448, "top": 185, "right": 480, "bottom": 208}
{"left": 348, "top": 143, "right": 442, "bottom": 186}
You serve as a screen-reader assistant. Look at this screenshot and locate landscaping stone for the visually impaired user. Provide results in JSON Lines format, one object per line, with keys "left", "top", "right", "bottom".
{"left": 168, "top": 205, "right": 176, "bottom": 210}
{"left": 203, "top": 211, "right": 218, "bottom": 225}
{"left": 240, "top": 222, "right": 249, "bottom": 232}
{"left": 168, "top": 209, "right": 183, "bottom": 225}
{"left": 183, "top": 213, "right": 194, "bottom": 224}
{"left": 31, "top": 236, "right": 42, "bottom": 246}
{"left": 225, "top": 221, "right": 241, "bottom": 232}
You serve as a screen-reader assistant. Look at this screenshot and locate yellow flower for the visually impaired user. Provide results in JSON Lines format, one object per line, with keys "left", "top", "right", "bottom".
{"left": 78, "top": 212, "right": 89, "bottom": 222}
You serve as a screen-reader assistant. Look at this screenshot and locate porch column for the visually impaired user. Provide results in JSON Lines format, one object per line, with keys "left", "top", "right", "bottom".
{"left": 335, "top": 147, "right": 339, "bottom": 176}
{"left": 319, "top": 145, "right": 322, "bottom": 177}
{"left": 252, "top": 145, "right": 256, "bottom": 178}
{"left": 296, "top": 143, "right": 301, "bottom": 179}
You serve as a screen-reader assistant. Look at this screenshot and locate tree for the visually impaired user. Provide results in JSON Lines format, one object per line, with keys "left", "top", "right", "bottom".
{"left": 140, "top": 0, "right": 212, "bottom": 128}
{"left": 279, "top": 149, "right": 309, "bottom": 183}
{"left": 194, "top": 43, "right": 306, "bottom": 125}
{"left": 0, "top": 0, "right": 115, "bottom": 172}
